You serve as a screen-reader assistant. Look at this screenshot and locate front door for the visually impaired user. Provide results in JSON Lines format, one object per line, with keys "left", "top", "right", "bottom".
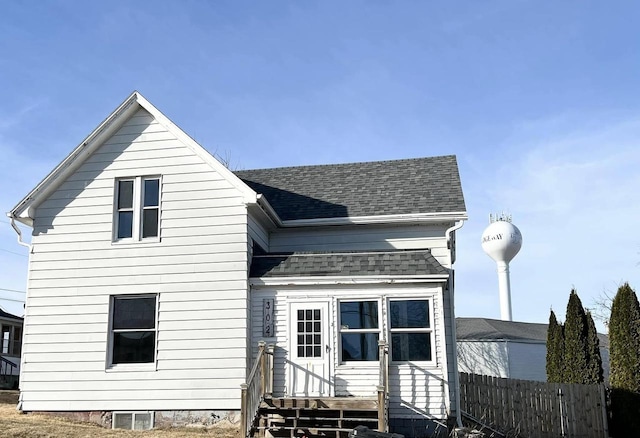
{"left": 288, "top": 301, "right": 332, "bottom": 396}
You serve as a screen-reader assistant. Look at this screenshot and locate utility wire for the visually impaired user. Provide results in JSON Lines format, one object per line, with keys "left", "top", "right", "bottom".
{"left": 0, "top": 248, "right": 28, "bottom": 257}
{"left": 0, "top": 296, "right": 25, "bottom": 304}
{"left": 0, "top": 288, "right": 26, "bottom": 294}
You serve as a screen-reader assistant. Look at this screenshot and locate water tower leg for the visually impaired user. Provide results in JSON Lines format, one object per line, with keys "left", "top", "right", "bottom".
{"left": 497, "top": 261, "right": 512, "bottom": 321}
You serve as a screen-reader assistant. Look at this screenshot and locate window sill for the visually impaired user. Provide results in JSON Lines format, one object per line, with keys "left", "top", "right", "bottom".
{"left": 338, "top": 362, "right": 380, "bottom": 368}
{"left": 106, "top": 363, "right": 157, "bottom": 373}
{"left": 111, "top": 238, "right": 161, "bottom": 246}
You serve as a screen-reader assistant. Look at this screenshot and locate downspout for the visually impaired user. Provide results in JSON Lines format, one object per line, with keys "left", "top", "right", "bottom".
{"left": 445, "top": 221, "right": 464, "bottom": 428}
{"left": 7, "top": 214, "right": 31, "bottom": 412}
{"left": 8, "top": 215, "right": 31, "bottom": 250}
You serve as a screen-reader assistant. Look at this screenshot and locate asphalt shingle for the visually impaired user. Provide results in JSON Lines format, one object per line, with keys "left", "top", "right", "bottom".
{"left": 235, "top": 155, "right": 466, "bottom": 221}
{"left": 250, "top": 249, "right": 447, "bottom": 278}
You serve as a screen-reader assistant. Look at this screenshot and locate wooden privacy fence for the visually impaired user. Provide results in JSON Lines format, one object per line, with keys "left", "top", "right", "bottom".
{"left": 459, "top": 373, "right": 609, "bottom": 438}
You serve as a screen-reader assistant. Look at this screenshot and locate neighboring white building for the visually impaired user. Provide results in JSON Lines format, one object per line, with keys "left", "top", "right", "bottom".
{"left": 456, "top": 317, "right": 610, "bottom": 382}
{"left": 8, "top": 92, "right": 468, "bottom": 437}
{"left": 0, "top": 308, "right": 23, "bottom": 389}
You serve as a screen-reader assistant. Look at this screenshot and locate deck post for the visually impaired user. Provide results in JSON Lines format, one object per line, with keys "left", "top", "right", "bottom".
{"left": 241, "top": 383, "right": 248, "bottom": 438}
{"left": 266, "top": 344, "right": 275, "bottom": 398}
{"left": 377, "top": 340, "right": 388, "bottom": 432}
{"left": 377, "top": 385, "right": 387, "bottom": 432}
{"left": 258, "top": 341, "right": 266, "bottom": 397}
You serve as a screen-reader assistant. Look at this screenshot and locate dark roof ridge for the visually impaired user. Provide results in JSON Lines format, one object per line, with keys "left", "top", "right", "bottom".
{"left": 235, "top": 155, "right": 457, "bottom": 173}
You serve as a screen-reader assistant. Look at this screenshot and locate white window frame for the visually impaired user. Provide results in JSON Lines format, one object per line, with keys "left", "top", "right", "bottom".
{"left": 112, "top": 411, "right": 154, "bottom": 430}
{"left": 388, "top": 298, "right": 435, "bottom": 363}
{"left": 338, "top": 298, "right": 382, "bottom": 364}
{"left": 107, "top": 294, "right": 159, "bottom": 371}
{"left": 113, "top": 176, "right": 161, "bottom": 243}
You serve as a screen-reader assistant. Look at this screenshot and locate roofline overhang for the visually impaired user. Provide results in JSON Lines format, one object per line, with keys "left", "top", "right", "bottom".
{"left": 8, "top": 93, "right": 141, "bottom": 226}
{"left": 249, "top": 274, "right": 450, "bottom": 287}
{"left": 8, "top": 91, "right": 258, "bottom": 227}
{"left": 271, "top": 211, "right": 468, "bottom": 228}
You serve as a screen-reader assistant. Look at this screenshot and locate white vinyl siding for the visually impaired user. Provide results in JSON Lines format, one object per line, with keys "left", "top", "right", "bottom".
{"left": 269, "top": 224, "right": 452, "bottom": 268}
{"left": 21, "top": 108, "right": 250, "bottom": 411}
{"left": 250, "top": 285, "right": 449, "bottom": 420}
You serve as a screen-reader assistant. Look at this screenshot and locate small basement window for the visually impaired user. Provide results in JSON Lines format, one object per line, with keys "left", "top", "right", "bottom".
{"left": 113, "top": 412, "right": 154, "bottom": 430}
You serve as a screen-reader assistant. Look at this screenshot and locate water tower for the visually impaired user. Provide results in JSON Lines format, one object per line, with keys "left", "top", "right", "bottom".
{"left": 481, "top": 213, "right": 522, "bottom": 321}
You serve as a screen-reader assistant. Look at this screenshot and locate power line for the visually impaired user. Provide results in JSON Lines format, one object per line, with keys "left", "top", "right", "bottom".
{"left": 0, "top": 296, "right": 25, "bottom": 304}
{"left": 0, "top": 288, "right": 26, "bottom": 294}
{"left": 0, "top": 248, "right": 28, "bottom": 257}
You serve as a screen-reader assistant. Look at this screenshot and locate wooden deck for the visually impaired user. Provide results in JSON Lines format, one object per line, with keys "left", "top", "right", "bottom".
{"left": 255, "top": 397, "right": 379, "bottom": 438}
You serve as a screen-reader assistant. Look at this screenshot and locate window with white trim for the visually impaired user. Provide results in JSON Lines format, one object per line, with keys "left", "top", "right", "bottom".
{"left": 110, "top": 295, "right": 157, "bottom": 365}
{"left": 389, "top": 299, "right": 433, "bottom": 362}
{"left": 114, "top": 177, "right": 160, "bottom": 241}
{"left": 339, "top": 300, "right": 380, "bottom": 362}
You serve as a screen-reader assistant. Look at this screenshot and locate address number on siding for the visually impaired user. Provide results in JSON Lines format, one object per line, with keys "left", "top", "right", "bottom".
{"left": 263, "top": 299, "right": 274, "bottom": 337}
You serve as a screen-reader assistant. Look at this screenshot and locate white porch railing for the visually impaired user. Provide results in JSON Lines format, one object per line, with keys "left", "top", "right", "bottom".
{"left": 241, "top": 341, "right": 274, "bottom": 438}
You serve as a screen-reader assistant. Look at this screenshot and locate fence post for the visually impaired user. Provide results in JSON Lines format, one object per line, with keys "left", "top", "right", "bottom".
{"left": 599, "top": 384, "right": 609, "bottom": 438}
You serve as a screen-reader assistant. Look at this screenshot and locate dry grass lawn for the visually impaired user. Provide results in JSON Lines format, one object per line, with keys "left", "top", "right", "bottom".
{"left": 0, "top": 391, "right": 240, "bottom": 438}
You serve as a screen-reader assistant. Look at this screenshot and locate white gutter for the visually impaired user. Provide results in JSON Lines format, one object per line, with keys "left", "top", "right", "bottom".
{"left": 445, "top": 220, "right": 465, "bottom": 428}
{"left": 250, "top": 275, "right": 449, "bottom": 287}
{"left": 280, "top": 211, "right": 468, "bottom": 227}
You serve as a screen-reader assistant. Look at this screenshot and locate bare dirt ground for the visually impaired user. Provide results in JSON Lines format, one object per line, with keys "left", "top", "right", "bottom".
{"left": 0, "top": 391, "right": 240, "bottom": 438}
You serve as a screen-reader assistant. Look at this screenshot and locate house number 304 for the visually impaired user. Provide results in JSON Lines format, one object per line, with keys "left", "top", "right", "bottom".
{"left": 263, "top": 299, "right": 274, "bottom": 337}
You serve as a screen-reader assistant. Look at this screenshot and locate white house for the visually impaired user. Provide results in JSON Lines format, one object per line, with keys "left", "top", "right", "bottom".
{"left": 8, "top": 92, "right": 467, "bottom": 437}
{"left": 0, "top": 308, "right": 23, "bottom": 389}
{"left": 456, "top": 317, "right": 610, "bottom": 382}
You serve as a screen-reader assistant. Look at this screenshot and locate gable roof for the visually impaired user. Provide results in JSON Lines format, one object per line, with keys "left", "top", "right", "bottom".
{"left": 8, "top": 91, "right": 257, "bottom": 226}
{"left": 456, "top": 317, "right": 609, "bottom": 348}
{"left": 250, "top": 249, "right": 448, "bottom": 278}
{"left": 235, "top": 155, "right": 466, "bottom": 222}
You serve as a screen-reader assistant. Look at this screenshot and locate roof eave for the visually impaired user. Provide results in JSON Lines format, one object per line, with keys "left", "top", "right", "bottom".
{"left": 279, "top": 211, "right": 468, "bottom": 227}
{"left": 8, "top": 92, "right": 141, "bottom": 222}
{"left": 250, "top": 274, "right": 450, "bottom": 287}
{"left": 8, "top": 91, "right": 258, "bottom": 224}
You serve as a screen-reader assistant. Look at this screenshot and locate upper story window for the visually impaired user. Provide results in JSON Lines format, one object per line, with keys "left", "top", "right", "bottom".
{"left": 339, "top": 300, "right": 380, "bottom": 362}
{"left": 389, "top": 299, "right": 433, "bottom": 362}
{"left": 115, "top": 177, "right": 160, "bottom": 242}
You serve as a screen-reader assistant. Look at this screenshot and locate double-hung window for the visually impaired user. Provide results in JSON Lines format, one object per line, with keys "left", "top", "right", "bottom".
{"left": 110, "top": 295, "right": 157, "bottom": 366}
{"left": 389, "top": 299, "right": 433, "bottom": 362}
{"left": 339, "top": 300, "right": 380, "bottom": 362}
{"left": 115, "top": 177, "right": 160, "bottom": 241}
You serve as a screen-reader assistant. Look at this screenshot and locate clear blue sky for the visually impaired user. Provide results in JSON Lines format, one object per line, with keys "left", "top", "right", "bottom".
{"left": 2, "top": 1, "right": 639, "bottom": 332}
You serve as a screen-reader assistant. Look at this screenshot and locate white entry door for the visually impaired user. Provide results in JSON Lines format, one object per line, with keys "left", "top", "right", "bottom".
{"left": 288, "top": 301, "right": 332, "bottom": 397}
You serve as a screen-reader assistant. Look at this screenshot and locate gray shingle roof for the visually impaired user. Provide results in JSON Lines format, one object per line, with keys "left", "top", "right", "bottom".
{"left": 456, "top": 317, "right": 609, "bottom": 348}
{"left": 250, "top": 249, "right": 448, "bottom": 278}
{"left": 234, "top": 155, "right": 466, "bottom": 221}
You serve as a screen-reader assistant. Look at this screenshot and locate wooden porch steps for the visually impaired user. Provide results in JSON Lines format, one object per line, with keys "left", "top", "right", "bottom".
{"left": 255, "top": 397, "right": 379, "bottom": 438}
